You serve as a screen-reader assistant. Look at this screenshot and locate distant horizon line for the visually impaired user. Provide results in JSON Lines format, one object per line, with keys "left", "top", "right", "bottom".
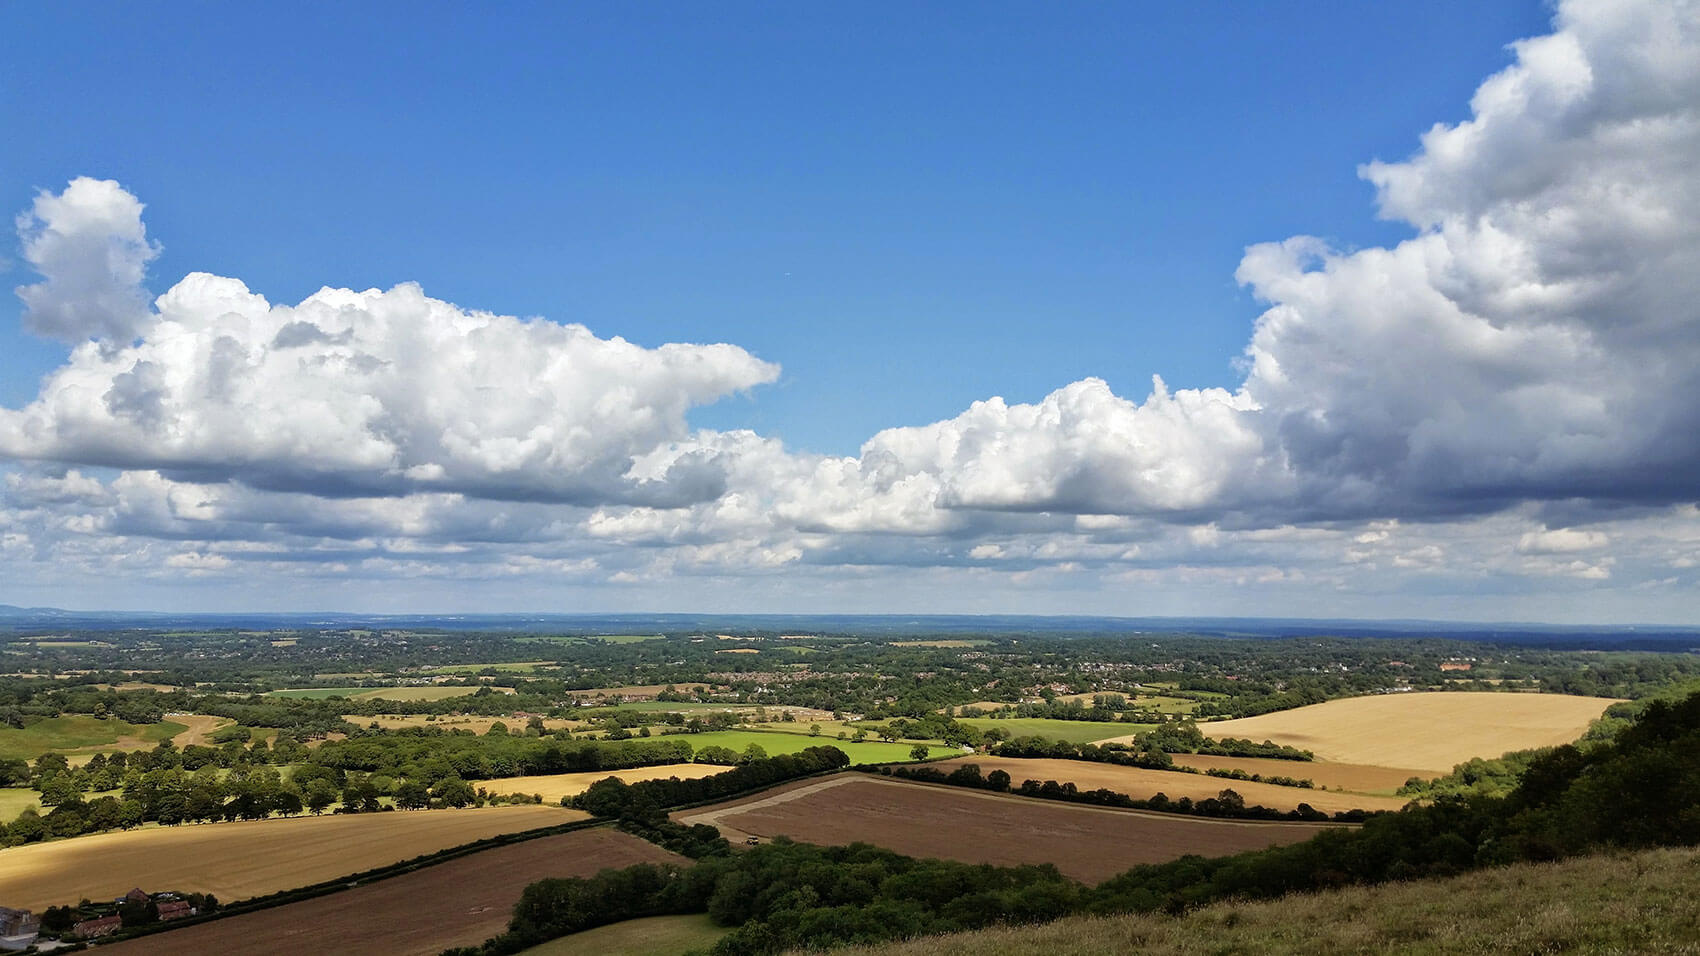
{"left": 2, "top": 602, "right": 1695, "bottom": 632}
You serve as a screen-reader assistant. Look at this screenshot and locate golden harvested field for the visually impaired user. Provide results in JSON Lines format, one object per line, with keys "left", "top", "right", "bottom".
{"left": 0, "top": 804, "right": 583, "bottom": 909}
{"left": 676, "top": 774, "right": 1334, "bottom": 884}
{"left": 1167, "top": 754, "right": 1428, "bottom": 794}
{"left": 108, "top": 828, "right": 683, "bottom": 956}
{"left": 922, "top": 757, "right": 1409, "bottom": 814}
{"left": 478, "top": 764, "right": 727, "bottom": 803}
{"left": 1217, "top": 693, "right": 1618, "bottom": 772}
{"left": 1101, "top": 693, "right": 1620, "bottom": 773}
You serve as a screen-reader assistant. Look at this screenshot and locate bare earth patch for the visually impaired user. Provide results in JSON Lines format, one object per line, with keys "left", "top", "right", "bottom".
{"left": 107, "top": 828, "right": 683, "bottom": 956}
{"left": 675, "top": 774, "right": 1335, "bottom": 884}
{"left": 922, "top": 757, "right": 1409, "bottom": 814}
{"left": 0, "top": 804, "right": 581, "bottom": 909}
{"left": 169, "top": 713, "right": 236, "bottom": 748}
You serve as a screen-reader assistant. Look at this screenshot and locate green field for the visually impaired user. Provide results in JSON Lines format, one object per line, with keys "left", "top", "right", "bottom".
{"left": 0, "top": 788, "right": 41, "bottom": 823}
{"left": 661, "top": 730, "right": 927, "bottom": 764}
{"left": 955, "top": 717, "right": 1153, "bottom": 744}
{"left": 1133, "top": 695, "right": 1202, "bottom": 715}
{"left": 519, "top": 914, "right": 728, "bottom": 955}
{"left": 0, "top": 715, "right": 186, "bottom": 761}
{"left": 588, "top": 634, "right": 666, "bottom": 644}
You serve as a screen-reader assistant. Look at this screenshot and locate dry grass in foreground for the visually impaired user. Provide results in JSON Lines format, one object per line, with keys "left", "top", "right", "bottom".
{"left": 815, "top": 846, "right": 1700, "bottom": 956}
{"left": 0, "top": 803, "right": 582, "bottom": 909}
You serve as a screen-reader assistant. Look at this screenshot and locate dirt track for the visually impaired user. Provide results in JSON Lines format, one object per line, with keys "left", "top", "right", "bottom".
{"left": 676, "top": 774, "right": 1335, "bottom": 884}
{"left": 107, "top": 828, "right": 682, "bottom": 956}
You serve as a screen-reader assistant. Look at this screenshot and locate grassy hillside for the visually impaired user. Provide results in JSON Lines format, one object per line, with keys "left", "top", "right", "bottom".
{"left": 823, "top": 846, "right": 1700, "bottom": 955}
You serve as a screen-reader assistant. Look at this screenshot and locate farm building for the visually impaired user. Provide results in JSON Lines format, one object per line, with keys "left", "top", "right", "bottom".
{"left": 74, "top": 914, "right": 123, "bottom": 939}
{"left": 0, "top": 907, "right": 39, "bottom": 951}
{"left": 157, "top": 900, "right": 194, "bottom": 921}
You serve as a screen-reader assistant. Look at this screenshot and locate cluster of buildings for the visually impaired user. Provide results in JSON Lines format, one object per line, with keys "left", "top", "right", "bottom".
{"left": 0, "top": 907, "right": 39, "bottom": 951}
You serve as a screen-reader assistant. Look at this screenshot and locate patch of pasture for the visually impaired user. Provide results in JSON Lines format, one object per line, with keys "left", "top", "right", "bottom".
{"left": 519, "top": 914, "right": 729, "bottom": 956}
{"left": 0, "top": 715, "right": 185, "bottom": 762}
{"left": 0, "top": 788, "right": 40, "bottom": 823}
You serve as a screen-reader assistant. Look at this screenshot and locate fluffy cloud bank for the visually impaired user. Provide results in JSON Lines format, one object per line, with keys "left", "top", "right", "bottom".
{"left": 3, "top": 207, "right": 777, "bottom": 505}
{"left": 3, "top": 0, "right": 1699, "bottom": 614}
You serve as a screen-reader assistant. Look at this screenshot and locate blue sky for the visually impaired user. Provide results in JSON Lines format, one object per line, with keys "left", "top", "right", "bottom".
{"left": 3, "top": 1, "right": 1548, "bottom": 450}
{"left": 3, "top": 1, "right": 1698, "bottom": 623}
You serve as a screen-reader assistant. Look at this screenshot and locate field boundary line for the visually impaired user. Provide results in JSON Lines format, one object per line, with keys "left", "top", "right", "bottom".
{"left": 683, "top": 773, "right": 1361, "bottom": 833}
{"left": 87, "top": 815, "right": 610, "bottom": 947}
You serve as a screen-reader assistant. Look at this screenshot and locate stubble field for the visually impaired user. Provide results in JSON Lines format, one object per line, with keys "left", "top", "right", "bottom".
{"left": 0, "top": 804, "right": 582, "bottom": 909}
{"left": 107, "top": 828, "right": 681, "bottom": 956}
{"left": 1165, "top": 692, "right": 1621, "bottom": 773}
{"left": 920, "top": 757, "right": 1410, "bottom": 813}
{"left": 477, "top": 763, "right": 729, "bottom": 803}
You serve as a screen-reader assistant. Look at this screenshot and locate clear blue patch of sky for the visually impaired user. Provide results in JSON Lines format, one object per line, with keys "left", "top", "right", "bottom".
{"left": 1, "top": 0, "right": 1551, "bottom": 454}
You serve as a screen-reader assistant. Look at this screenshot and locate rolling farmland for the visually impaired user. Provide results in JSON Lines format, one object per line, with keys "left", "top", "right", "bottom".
{"left": 1167, "top": 754, "right": 1428, "bottom": 794}
{"left": 1167, "top": 693, "right": 1621, "bottom": 773}
{"left": 107, "top": 828, "right": 682, "bottom": 956}
{"left": 675, "top": 774, "right": 1335, "bottom": 883}
{"left": 0, "top": 804, "right": 582, "bottom": 909}
{"left": 921, "top": 757, "right": 1410, "bottom": 813}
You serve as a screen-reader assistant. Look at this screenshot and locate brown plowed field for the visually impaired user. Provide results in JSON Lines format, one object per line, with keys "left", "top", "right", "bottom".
{"left": 675, "top": 774, "right": 1336, "bottom": 884}
{"left": 1168, "top": 754, "right": 1429, "bottom": 793}
{"left": 478, "top": 764, "right": 727, "bottom": 803}
{"left": 0, "top": 804, "right": 581, "bottom": 909}
{"left": 921, "top": 757, "right": 1408, "bottom": 813}
{"left": 107, "top": 828, "right": 683, "bottom": 956}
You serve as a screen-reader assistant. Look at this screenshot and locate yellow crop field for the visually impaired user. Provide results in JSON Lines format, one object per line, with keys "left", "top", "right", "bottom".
{"left": 478, "top": 764, "right": 727, "bottom": 803}
{"left": 922, "top": 757, "right": 1409, "bottom": 814}
{"left": 1151, "top": 693, "right": 1620, "bottom": 773}
{"left": 0, "top": 804, "right": 583, "bottom": 909}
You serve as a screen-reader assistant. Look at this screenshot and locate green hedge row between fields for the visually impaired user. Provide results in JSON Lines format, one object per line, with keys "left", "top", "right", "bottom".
{"left": 876, "top": 763, "right": 1367, "bottom": 822}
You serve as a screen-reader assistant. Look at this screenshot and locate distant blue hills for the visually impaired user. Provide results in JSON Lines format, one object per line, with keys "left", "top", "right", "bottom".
{"left": 1, "top": 604, "right": 1695, "bottom": 649}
